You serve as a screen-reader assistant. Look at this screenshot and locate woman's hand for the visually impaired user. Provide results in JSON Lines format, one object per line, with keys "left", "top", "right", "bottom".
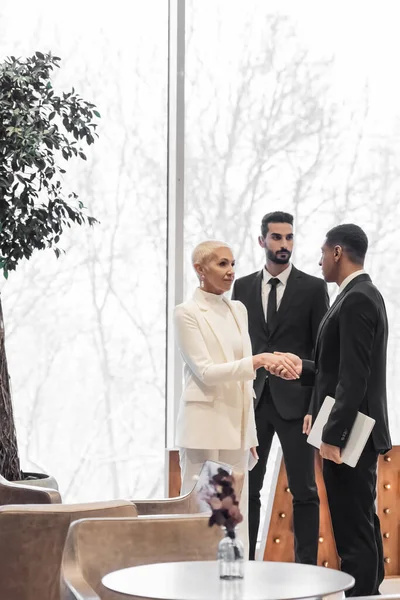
{"left": 250, "top": 446, "right": 259, "bottom": 460}
{"left": 256, "top": 352, "right": 299, "bottom": 379}
{"left": 274, "top": 352, "right": 303, "bottom": 377}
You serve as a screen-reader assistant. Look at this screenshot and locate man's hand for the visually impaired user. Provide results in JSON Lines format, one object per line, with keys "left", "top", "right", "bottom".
{"left": 320, "top": 442, "right": 342, "bottom": 464}
{"left": 250, "top": 446, "right": 259, "bottom": 460}
{"left": 303, "top": 414, "right": 312, "bottom": 435}
{"left": 270, "top": 351, "right": 303, "bottom": 379}
{"left": 256, "top": 353, "right": 299, "bottom": 379}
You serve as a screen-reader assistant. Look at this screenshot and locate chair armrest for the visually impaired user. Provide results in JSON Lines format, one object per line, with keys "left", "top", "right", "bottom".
{"left": 0, "top": 479, "right": 61, "bottom": 505}
{"left": 61, "top": 571, "right": 100, "bottom": 600}
{"left": 62, "top": 523, "right": 100, "bottom": 600}
{"left": 133, "top": 461, "right": 244, "bottom": 516}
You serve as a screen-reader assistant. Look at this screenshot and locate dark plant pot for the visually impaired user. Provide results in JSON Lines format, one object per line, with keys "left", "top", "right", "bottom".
{"left": 15, "top": 471, "right": 59, "bottom": 491}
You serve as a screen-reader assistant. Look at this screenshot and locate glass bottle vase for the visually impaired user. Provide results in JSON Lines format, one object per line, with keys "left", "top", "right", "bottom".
{"left": 217, "top": 528, "right": 244, "bottom": 580}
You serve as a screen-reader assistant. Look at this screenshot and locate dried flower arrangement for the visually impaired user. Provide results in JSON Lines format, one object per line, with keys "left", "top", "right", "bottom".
{"left": 199, "top": 467, "right": 243, "bottom": 539}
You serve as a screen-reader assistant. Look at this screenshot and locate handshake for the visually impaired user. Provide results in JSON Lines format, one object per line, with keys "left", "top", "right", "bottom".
{"left": 253, "top": 352, "right": 302, "bottom": 380}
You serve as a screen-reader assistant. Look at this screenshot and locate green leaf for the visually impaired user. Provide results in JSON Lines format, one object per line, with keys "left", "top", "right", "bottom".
{"left": 93, "top": 110, "right": 101, "bottom": 118}
{"left": 0, "top": 50, "right": 99, "bottom": 273}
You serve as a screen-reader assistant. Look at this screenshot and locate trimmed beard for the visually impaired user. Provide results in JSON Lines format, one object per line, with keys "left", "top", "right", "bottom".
{"left": 267, "top": 248, "right": 291, "bottom": 265}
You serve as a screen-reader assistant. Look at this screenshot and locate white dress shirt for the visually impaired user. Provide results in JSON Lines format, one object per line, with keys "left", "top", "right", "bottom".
{"left": 338, "top": 269, "right": 366, "bottom": 294}
{"left": 262, "top": 263, "right": 292, "bottom": 321}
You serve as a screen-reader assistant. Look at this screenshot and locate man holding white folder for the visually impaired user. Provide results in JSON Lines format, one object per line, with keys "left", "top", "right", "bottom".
{"left": 273, "top": 224, "right": 392, "bottom": 597}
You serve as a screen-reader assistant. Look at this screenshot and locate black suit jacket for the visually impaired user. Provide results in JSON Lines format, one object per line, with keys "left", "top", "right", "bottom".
{"left": 232, "top": 265, "right": 329, "bottom": 420}
{"left": 302, "top": 274, "right": 392, "bottom": 453}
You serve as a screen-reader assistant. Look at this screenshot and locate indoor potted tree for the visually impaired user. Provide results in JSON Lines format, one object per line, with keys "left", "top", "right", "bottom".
{"left": 0, "top": 50, "right": 99, "bottom": 485}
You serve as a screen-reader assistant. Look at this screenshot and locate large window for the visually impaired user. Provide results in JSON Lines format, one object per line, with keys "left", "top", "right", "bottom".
{"left": 1, "top": 0, "right": 399, "bottom": 511}
{"left": 185, "top": 0, "right": 400, "bottom": 431}
{"left": 0, "top": 1, "right": 168, "bottom": 501}
{"left": 185, "top": 0, "right": 400, "bottom": 533}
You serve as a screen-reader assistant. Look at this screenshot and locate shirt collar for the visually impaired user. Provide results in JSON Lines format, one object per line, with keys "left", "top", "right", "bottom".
{"left": 262, "top": 263, "right": 292, "bottom": 286}
{"left": 338, "top": 269, "right": 366, "bottom": 294}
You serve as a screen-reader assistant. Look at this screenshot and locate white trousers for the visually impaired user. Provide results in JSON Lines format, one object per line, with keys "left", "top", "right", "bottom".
{"left": 179, "top": 447, "right": 249, "bottom": 558}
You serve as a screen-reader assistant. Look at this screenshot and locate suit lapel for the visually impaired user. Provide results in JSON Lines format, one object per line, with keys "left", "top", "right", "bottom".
{"left": 251, "top": 271, "right": 269, "bottom": 337}
{"left": 202, "top": 310, "right": 235, "bottom": 362}
{"left": 314, "top": 273, "right": 372, "bottom": 355}
{"left": 314, "top": 293, "right": 342, "bottom": 355}
{"left": 192, "top": 289, "right": 236, "bottom": 362}
{"left": 225, "top": 297, "right": 248, "bottom": 356}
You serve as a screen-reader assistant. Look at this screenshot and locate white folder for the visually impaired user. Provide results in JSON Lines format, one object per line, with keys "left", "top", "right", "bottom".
{"left": 307, "top": 396, "right": 375, "bottom": 467}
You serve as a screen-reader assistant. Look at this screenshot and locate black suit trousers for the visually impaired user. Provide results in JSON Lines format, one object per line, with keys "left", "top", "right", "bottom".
{"left": 323, "top": 445, "right": 384, "bottom": 596}
{"left": 249, "top": 382, "right": 320, "bottom": 562}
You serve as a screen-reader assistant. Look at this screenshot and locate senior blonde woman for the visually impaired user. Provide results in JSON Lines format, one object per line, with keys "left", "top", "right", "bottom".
{"left": 174, "top": 240, "right": 298, "bottom": 555}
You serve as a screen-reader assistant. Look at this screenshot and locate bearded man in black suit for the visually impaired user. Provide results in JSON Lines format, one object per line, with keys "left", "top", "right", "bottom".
{"left": 232, "top": 211, "right": 329, "bottom": 562}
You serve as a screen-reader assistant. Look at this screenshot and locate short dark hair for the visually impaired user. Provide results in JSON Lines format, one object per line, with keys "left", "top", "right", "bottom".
{"left": 261, "top": 211, "right": 294, "bottom": 237}
{"left": 325, "top": 224, "right": 368, "bottom": 265}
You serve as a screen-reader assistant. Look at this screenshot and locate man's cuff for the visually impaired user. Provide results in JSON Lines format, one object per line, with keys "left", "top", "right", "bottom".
{"left": 322, "top": 426, "right": 349, "bottom": 449}
{"left": 300, "top": 359, "right": 316, "bottom": 387}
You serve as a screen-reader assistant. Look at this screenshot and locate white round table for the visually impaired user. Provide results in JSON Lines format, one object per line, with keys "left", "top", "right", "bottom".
{"left": 102, "top": 561, "right": 355, "bottom": 600}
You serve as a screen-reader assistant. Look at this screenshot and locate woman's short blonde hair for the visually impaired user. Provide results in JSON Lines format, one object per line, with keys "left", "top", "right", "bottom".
{"left": 191, "top": 240, "right": 232, "bottom": 270}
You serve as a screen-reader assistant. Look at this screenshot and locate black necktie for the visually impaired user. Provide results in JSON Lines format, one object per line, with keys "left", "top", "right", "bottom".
{"left": 267, "top": 278, "right": 280, "bottom": 335}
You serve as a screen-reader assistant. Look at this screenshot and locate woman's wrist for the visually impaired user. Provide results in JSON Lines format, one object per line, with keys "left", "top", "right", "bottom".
{"left": 253, "top": 353, "right": 269, "bottom": 370}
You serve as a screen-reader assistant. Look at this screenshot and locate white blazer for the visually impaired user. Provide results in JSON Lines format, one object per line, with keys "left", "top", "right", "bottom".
{"left": 174, "top": 288, "right": 258, "bottom": 450}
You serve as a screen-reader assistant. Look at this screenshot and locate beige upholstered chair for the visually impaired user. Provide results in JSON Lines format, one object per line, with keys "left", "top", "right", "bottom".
{"left": 0, "top": 500, "right": 137, "bottom": 600}
{"left": 133, "top": 459, "right": 244, "bottom": 515}
{"left": 62, "top": 514, "right": 223, "bottom": 600}
{"left": 0, "top": 474, "right": 61, "bottom": 505}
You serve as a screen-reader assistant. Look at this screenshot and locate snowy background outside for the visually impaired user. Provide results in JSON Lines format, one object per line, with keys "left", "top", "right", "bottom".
{"left": 0, "top": 1, "right": 399, "bottom": 529}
